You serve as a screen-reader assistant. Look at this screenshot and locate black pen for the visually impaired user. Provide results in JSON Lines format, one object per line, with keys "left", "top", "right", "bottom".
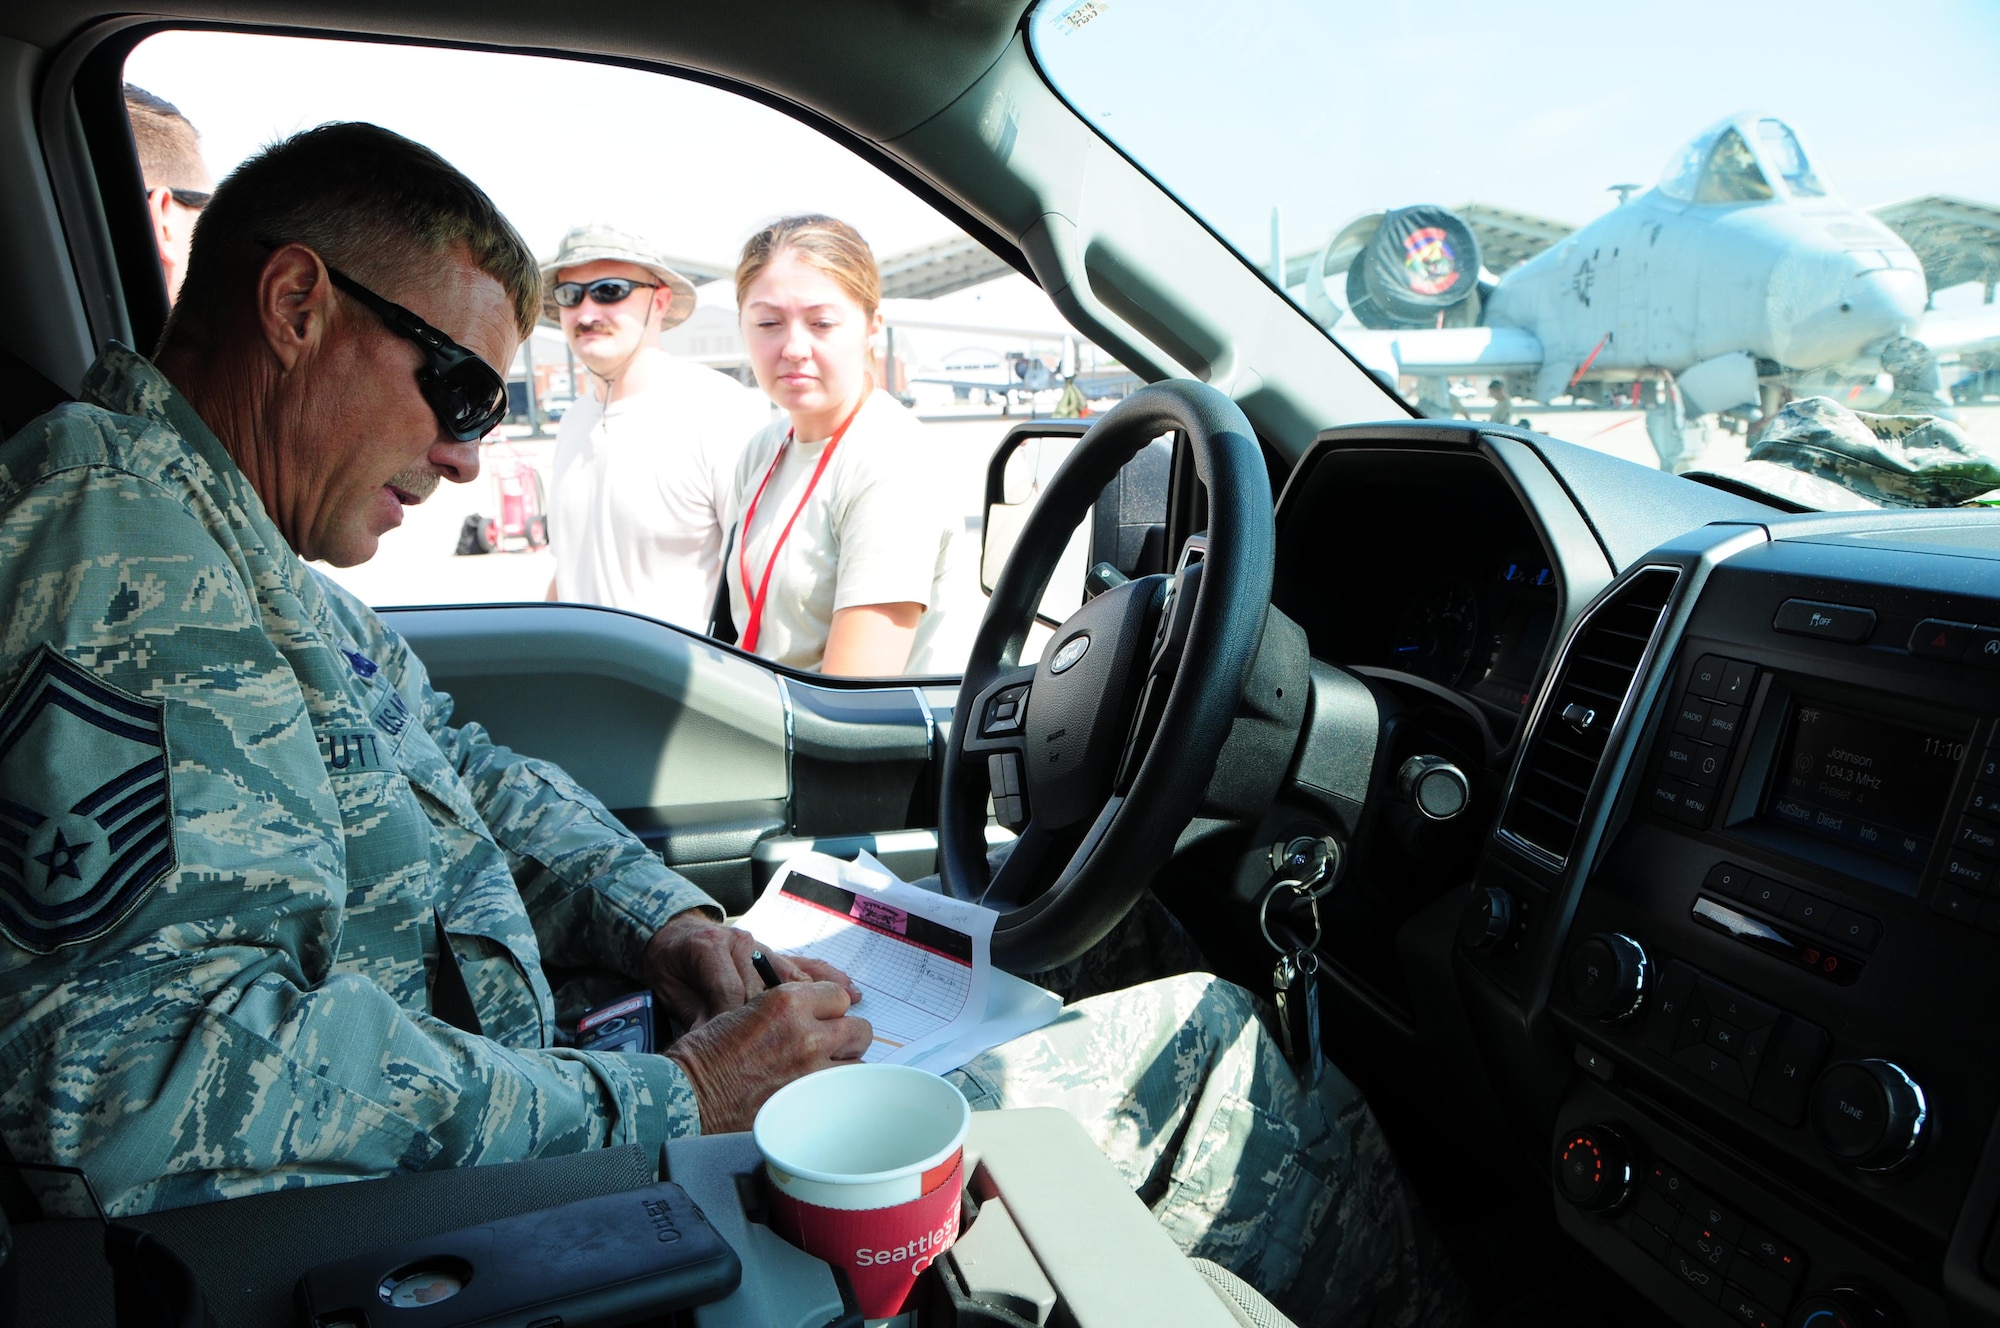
{"left": 751, "top": 949, "right": 783, "bottom": 989}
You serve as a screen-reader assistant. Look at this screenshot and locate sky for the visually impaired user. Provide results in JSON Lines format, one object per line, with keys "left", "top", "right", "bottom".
{"left": 124, "top": 31, "right": 970, "bottom": 270}
{"left": 1034, "top": 0, "right": 2000, "bottom": 275}
{"left": 127, "top": 7, "right": 2000, "bottom": 316}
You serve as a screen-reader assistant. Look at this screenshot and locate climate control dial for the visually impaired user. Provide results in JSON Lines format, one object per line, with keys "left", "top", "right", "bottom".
{"left": 1553, "top": 1124, "right": 1635, "bottom": 1216}
{"left": 1787, "top": 1286, "right": 1895, "bottom": 1327}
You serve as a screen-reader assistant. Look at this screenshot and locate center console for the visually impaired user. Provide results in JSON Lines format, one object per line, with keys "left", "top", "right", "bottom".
{"left": 1465, "top": 517, "right": 2000, "bottom": 1328}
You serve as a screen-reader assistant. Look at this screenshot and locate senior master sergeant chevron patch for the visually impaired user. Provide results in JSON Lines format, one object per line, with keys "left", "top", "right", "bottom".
{"left": 0, "top": 646, "right": 176, "bottom": 953}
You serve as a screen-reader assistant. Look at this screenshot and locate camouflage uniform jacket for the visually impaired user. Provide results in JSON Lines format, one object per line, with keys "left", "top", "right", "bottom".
{"left": 0, "top": 344, "right": 713, "bottom": 1217}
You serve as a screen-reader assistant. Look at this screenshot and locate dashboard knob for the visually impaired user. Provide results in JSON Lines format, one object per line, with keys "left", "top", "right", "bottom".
{"left": 1553, "top": 1124, "right": 1635, "bottom": 1216}
{"left": 1810, "top": 1060, "right": 1928, "bottom": 1172}
{"left": 1787, "top": 1286, "right": 1896, "bottom": 1327}
{"left": 1566, "top": 933, "right": 1649, "bottom": 1022}
{"left": 1469, "top": 886, "right": 1514, "bottom": 952}
{"left": 1398, "top": 754, "right": 1471, "bottom": 821}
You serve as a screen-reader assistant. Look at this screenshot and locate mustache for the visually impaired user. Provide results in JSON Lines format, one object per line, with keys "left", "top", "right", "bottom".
{"left": 574, "top": 319, "right": 618, "bottom": 336}
{"left": 385, "top": 462, "right": 440, "bottom": 504}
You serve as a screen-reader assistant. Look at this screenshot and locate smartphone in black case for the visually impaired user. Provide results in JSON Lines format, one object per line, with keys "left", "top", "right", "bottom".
{"left": 295, "top": 1181, "right": 739, "bottom": 1327}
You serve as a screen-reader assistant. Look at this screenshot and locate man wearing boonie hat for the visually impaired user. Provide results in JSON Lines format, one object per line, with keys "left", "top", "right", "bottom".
{"left": 543, "top": 223, "right": 770, "bottom": 629}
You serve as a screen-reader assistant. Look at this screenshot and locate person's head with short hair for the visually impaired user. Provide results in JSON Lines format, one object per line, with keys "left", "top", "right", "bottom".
{"left": 736, "top": 215, "right": 883, "bottom": 440}
{"left": 155, "top": 121, "right": 539, "bottom": 568}
{"left": 541, "top": 224, "right": 696, "bottom": 398}
{"left": 124, "top": 84, "right": 213, "bottom": 303}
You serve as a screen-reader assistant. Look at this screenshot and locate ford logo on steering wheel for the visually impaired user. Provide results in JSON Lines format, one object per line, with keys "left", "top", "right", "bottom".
{"left": 1049, "top": 633, "right": 1091, "bottom": 674}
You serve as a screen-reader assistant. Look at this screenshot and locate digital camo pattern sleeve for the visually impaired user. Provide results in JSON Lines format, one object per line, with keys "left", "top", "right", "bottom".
{"left": 0, "top": 406, "right": 694, "bottom": 1217}
{"left": 313, "top": 578, "right": 721, "bottom": 980}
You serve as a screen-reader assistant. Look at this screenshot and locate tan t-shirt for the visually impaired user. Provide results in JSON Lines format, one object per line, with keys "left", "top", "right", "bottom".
{"left": 549, "top": 356, "right": 770, "bottom": 629}
{"left": 723, "top": 390, "right": 957, "bottom": 674}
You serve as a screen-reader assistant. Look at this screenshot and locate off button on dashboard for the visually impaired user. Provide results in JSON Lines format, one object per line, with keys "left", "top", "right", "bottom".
{"left": 1773, "top": 599, "right": 1876, "bottom": 645}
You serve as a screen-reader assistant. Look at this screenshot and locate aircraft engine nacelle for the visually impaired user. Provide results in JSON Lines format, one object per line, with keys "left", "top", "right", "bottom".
{"left": 1339, "top": 205, "right": 1484, "bottom": 330}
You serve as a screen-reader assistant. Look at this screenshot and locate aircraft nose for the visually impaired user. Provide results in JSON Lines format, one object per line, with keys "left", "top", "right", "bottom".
{"left": 1771, "top": 248, "right": 1927, "bottom": 369}
{"left": 1841, "top": 259, "right": 1927, "bottom": 338}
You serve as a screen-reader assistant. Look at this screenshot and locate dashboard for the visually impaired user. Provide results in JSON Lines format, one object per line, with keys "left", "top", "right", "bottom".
{"left": 1260, "top": 420, "right": 2000, "bottom": 1328}
{"left": 1271, "top": 444, "right": 1561, "bottom": 729}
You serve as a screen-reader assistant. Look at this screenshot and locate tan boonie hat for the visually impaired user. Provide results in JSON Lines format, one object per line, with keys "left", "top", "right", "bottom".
{"left": 540, "top": 223, "right": 698, "bottom": 329}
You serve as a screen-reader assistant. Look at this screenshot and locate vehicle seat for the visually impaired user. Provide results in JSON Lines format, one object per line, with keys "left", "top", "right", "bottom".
{"left": 1192, "top": 1258, "right": 1299, "bottom": 1328}
{"left": 1, "top": 345, "right": 73, "bottom": 439}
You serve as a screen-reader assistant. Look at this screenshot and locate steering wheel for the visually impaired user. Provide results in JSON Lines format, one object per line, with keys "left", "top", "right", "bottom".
{"left": 938, "top": 380, "right": 1276, "bottom": 971}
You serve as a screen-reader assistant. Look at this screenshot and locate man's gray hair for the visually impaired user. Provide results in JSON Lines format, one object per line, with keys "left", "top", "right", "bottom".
{"left": 159, "top": 121, "right": 541, "bottom": 355}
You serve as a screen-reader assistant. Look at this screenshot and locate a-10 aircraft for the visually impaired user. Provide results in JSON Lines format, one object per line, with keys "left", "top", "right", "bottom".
{"left": 1298, "top": 112, "right": 2000, "bottom": 469}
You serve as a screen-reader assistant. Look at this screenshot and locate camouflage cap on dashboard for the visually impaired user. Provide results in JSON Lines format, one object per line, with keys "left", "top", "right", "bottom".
{"left": 1694, "top": 395, "right": 2000, "bottom": 510}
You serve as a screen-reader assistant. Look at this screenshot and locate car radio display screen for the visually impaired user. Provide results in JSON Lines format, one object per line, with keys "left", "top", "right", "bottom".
{"left": 1766, "top": 704, "right": 1967, "bottom": 871}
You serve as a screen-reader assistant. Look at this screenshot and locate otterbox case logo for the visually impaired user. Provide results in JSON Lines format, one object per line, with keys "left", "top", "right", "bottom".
{"left": 0, "top": 648, "right": 175, "bottom": 953}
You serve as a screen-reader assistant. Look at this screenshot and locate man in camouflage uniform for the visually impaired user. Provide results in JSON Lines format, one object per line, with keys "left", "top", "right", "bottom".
{"left": 0, "top": 123, "right": 1458, "bottom": 1327}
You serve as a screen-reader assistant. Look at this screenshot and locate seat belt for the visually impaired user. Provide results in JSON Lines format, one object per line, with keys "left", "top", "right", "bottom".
{"left": 706, "top": 522, "right": 739, "bottom": 645}
{"left": 429, "top": 910, "right": 485, "bottom": 1037}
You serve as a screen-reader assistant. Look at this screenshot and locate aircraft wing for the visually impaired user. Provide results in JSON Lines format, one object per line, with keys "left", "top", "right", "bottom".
{"left": 909, "top": 375, "right": 1023, "bottom": 393}
{"left": 1911, "top": 307, "right": 2000, "bottom": 360}
{"left": 1871, "top": 195, "right": 2000, "bottom": 295}
{"left": 1454, "top": 203, "right": 1577, "bottom": 275}
{"left": 1336, "top": 326, "right": 1546, "bottom": 381}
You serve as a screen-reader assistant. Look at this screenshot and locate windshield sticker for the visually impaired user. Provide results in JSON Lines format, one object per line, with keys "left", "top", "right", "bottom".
{"left": 1053, "top": 0, "right": 1110, "bottom": 36}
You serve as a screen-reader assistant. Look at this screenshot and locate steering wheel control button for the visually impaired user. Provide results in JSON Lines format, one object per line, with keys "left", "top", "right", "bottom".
{"left": 1811, "top": 1060, "right": 1927, "bottom": 1172}
{"left": 1567, "top": 933, "right": 1648, "bottom": 1022}
{"left": 986, "top": 753, "right": 1028, "bottom": 831}
{"left": 981, "top": 685, "right": 1028, "bottom": 735}
{"left": 1773, "top": 598, "right": 1877, "bottom": 644}
{"left": 1398, "top": 755, "right": 1470, "bottom": 821}
{"left": 1554, "top": 1125, "right": 1633, "bottom": 1215}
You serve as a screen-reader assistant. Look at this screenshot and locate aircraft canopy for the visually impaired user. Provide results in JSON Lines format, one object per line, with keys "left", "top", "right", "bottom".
{"left": 1659, "top": 115, "right": 1827, "bottom": 205}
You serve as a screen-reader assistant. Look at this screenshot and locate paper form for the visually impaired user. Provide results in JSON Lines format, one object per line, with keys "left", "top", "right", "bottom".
{"left": 738, "top": 851, "right": 1059, "bottom": 1070}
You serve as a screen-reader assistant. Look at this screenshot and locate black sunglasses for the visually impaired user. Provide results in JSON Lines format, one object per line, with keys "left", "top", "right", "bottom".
{"left": 551, "top": 277, "right": 660, "bottom": 308}
{"left": 155, "top": 187, "right": 211, "bottom": 210}
{"left": 323, "top": 264, "right": 510, "bottom": 442}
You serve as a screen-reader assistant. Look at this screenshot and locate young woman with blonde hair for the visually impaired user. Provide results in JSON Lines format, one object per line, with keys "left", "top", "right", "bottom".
{"left": 723, "top": 214, "right": 957, "bottom": 675}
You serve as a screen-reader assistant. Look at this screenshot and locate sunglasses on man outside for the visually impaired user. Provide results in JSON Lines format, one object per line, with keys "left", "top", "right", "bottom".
{"left": 156, "top": 187, "right": 211, "bottom": 210}
{"left": 322, "top": 264, "right": 510, "bottom": 442}
{"left": 550, "top": 277, "right": 661, "bottom": 308}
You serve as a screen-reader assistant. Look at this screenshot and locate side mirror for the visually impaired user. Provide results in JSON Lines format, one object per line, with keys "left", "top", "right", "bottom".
{"left": 981, "top": 422, "right": 1172, "bottom": 625}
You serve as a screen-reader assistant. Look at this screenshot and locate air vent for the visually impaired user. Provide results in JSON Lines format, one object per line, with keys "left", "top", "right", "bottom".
{"left": 1501, "top": 567, "right": 1681, "bottom": 867}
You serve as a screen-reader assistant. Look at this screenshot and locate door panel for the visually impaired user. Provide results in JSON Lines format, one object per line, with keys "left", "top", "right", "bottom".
{"left": 386, "top": 604, "right": 791, "bottom": 911}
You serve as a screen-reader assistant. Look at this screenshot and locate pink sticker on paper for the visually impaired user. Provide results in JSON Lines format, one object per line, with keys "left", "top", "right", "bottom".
{"left": 850, "top": 897, "right": 909, "bottom": 934}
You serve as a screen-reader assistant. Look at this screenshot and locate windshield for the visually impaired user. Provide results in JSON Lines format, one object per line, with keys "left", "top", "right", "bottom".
{"left": 1029, "top": 0, "right": 2000, "bottom": 510}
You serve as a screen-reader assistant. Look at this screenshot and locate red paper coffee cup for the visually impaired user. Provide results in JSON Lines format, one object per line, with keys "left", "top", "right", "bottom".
{"left": 753, "top": 1064, "right": 971, "bottom": 1317}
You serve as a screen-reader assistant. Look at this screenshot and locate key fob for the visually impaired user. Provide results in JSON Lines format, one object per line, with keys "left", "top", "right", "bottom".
{"left": 1272, "top": 954, "right": 1324, "bottom": 1085}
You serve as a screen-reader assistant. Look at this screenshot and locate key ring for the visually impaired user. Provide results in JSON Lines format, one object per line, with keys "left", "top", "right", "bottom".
{"left": 1259, "top": 880, "right": 1323, "bottom": 958}
{"left": 1269, "top": 836, "right": 1342, "bottom": 902}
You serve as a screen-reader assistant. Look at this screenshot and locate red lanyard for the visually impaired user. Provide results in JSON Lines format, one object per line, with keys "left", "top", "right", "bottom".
{"left": 737, "top": 390, "right": 869, "bottom": 653}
